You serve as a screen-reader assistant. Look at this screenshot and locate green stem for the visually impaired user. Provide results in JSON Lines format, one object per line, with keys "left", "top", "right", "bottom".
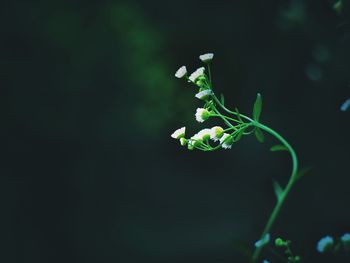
{"left": 251, "top": 122, "right": 299, "bottom": 262}
{"left": 212, "top": 94, "right": 253, "bottom": 123}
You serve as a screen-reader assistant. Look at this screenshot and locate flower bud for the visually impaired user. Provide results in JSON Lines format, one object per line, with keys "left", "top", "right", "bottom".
{"left": 180, "top": 137, "right": 187, "bottom": 146}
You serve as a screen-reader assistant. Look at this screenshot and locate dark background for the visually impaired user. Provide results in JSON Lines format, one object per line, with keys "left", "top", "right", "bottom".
{"left": 2, "top": 0, "right": 350, "bottom": 262}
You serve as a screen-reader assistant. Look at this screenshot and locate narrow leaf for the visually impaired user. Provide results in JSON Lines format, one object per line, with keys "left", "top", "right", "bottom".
{"left": 295, "top": 166, "right": 312, "bottom": 181}
{"left": 270, "top": 145, "right": 288, "bottom": 152}
{"left": 220, "top": 93, "right": 225, "bottom": 105}
{"left": 273, "top": 181, "right": 284, "bottom": 201}
{"left": 253, "top": 93, "right": 262, "bottom": 121}
{"left": 254, "top": 128, "right": 265, "bottom": 143}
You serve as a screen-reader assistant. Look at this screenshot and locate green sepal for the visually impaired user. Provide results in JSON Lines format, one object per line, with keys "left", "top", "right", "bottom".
{"left": 273, "top": 181, "right": 284, "bottom": 201}
{"left": 253, "top": 93, "right": 262, "bottom": 121}
{"left": 254, "top": 128, "right": 265, "bottom": 143}
{"left": 270, "top": 144, "right": 288, "bottom": 152}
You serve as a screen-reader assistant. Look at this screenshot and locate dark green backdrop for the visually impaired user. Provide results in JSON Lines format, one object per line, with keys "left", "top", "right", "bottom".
{"left": 2, "top": 0, "right": 350, "bottom": 262}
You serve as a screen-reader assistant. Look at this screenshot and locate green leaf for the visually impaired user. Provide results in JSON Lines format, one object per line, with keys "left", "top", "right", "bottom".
{"left": 220, "top": 93, "right": 225, "bottom": 105}
{"left": 254, "top": 128, "right": 265, "bottom": 143}
{"left": 294, "top": 166, "right": 312, "bottom": 181}
{"left": 270, "top": 145, "right": 288, "bottom": 152}
{"left": 273, "top": 181, "right": 284, "bottom": 201}
{"left": 252, "top": 93, "right": 262, "bottom": 121}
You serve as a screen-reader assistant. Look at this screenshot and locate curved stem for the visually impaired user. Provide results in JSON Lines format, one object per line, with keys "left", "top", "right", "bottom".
{"left": 212, "top": 107, "right": 237, "bottom": 129}
{"left": 212, "top": 94, "right": 253, "bottom": 123}
{"left": 251, "top": 122, "right": 299, "bottom": 262}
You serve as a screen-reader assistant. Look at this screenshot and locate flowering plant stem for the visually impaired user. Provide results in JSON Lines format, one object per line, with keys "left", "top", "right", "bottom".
{"left": 172, "top": 55, "right": 301, "bottom": 262}
{"left": 250, "top": 123, "right": 299, "bottom": 262}
{"left": 213, "top": 95, "right": 299, "bottom": 262}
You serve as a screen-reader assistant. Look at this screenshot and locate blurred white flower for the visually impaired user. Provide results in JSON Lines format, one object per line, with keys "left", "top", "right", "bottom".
{"left": 171, "top": 127, "right": 186, "bottom": 139}
{"left": 197, "top": 128, "right": 211, "bottom": 140}
{"left": 340, "top": 98, "right": 350, "bottom": 111}
{"left": 199, "top": 53, "right": 214, "bottom": 62}
{"left": 254, "top": 233, "right": 270, "bottom": 248}
{"left": 210, "top": 126, "right": 224, "bottom": 141}
{"left": 341, "top": 233, "right": 350, "bottom": 242}
{"left": 188, "top": 133, "right": 203, "bottom": 149}
{"left": 175, "top": 66, "right": 187, "bottom": 78}
{"left": 195, "top": 89, "right": 212, "bottom": 100}
{"left": 316, "top": 236, "right": 334, "bottom": 253}
{"left": 195, "top": 108, "right": 210, "bottom": 123}
{"left": 189, "top": 67, "right": 205, "bottom": 83}
{"left": 262, "top": 260, "right": 269, "bottom": 263}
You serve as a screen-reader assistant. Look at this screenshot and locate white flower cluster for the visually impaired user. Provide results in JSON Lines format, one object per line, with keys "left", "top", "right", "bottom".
{"left": 172, "top": 53, "right": 237, "bottom": 151}
{"left": 171, "top": 125, "right": 233, "bottom": 150}
{"left": 174, "top": 53, "right": 214, "bottom": 101}
{"left": 316, "top": 233, "right": 350, "bottom": 253}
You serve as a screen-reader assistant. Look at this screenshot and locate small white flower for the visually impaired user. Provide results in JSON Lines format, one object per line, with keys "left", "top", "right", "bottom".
{"left": 175, "top": 66, "right": 187, "bottom": 78}
{"left": 199, "top": 53, "right": 214, "bottom": 62}
{"left": 195, "top": 108, "right": 210, "bottom": 123}
{"left": 210, "top": 126, "right": 224, "bottom": 141}
{"left": 340, "top": 98, "right": 350, "bottom": 111}
{"left": 262, "top": 260, "right": 269, "bottom": 263}
{"left": 188, "top": 133, "right": 203, "bottom": 149}
{"left": 254, "top": 233, "right": 270, "bottom": 248}
{"left": 189, "top": 67, "right": 205, "bottom": 83}
{"left": 197, "top": 128, "right": 211, "bottom": 140}
{"left": 195, "top": 89, "right": 212, "bottom": 100}
{"left": 316, "top": 236, "right": 334, "bottom": 253}
{"left": 220, "top": 133, "right": 234, "bottom": 149}
{"left": 171, "top": 127, "right": 186, "bottom": 139}
{"left": 341, "top": 233, "right": 350, "bottom": 242}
